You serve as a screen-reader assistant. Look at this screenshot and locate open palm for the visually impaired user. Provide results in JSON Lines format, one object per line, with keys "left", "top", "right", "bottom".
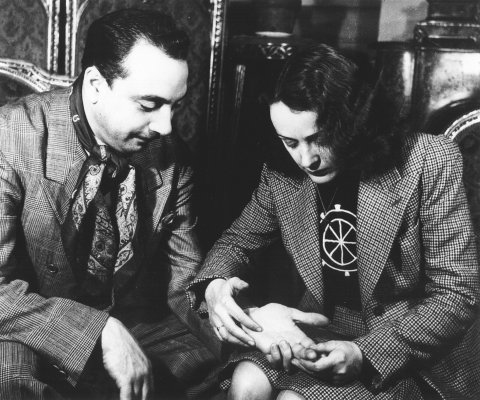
{"left": 243, "top": 303, "right": 328, "bottom": 353}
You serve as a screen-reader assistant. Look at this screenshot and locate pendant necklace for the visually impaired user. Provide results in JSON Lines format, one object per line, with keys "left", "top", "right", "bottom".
{"left": 315, "top": 184, "right": 339, "bottom": 216}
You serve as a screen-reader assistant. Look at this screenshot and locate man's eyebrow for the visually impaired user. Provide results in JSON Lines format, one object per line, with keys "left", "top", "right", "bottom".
{"left": 134, "top": 95, "right": 167, "bottom": 104}
{"left": 134, "top": 94, "right": 187, "bottom": 104}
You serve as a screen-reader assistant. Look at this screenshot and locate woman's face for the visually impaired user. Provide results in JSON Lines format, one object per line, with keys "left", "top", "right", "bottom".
{"left": 270, "top": 101, "right": 338, "bottom": 184}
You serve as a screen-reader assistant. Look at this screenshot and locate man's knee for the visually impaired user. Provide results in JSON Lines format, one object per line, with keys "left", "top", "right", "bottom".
{"left": 228, "top": 361, "right": 273, "bottom": 400}
{"left": 0, "top": 342, "right": 62, "bottom": 399}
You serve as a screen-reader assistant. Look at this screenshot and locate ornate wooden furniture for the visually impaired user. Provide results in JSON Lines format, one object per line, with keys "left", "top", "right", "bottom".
{"left": 444, "top": 110, "right": 480, "bottom": 254}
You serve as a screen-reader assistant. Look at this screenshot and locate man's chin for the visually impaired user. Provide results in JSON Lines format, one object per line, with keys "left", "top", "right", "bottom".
{"left": 119, "top": 141, "right": 148, "bottom": 155}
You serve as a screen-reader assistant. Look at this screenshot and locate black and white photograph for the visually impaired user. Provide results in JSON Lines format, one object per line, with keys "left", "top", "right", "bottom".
{"left": 0, "top": 1, "right": 478, "bottom": 399}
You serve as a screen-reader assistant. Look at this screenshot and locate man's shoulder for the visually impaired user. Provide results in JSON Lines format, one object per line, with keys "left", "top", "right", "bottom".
{"left": 0, "top": 88, "right": 71, "bottom": 130}
{"left": 0, "top": 88, "right": 71, "bottom": 166}
{"left": 0, "top": 87, "right": 70, "bottom": 111}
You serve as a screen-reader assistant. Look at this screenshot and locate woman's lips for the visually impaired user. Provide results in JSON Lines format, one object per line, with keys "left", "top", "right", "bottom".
{"left": 308, "top": 167, "right": 334, "bottom": 177}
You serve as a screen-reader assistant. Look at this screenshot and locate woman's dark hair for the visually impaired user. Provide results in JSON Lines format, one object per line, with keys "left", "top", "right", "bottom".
{"left": 271, "top": 43, "right": 404, "bottom": 178}
{"left": 81, "top": 8, "right": 189, "bottom": 85}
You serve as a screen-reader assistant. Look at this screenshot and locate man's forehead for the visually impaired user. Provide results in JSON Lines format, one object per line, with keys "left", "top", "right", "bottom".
{"left": 114, "top": 42, "right": 188, "bottom": 91}
{"left": 123, "top": 39, "right": 187, "bottom": 70}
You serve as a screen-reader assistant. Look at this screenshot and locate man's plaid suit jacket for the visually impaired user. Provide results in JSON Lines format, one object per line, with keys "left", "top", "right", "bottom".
{"left": 0, "top": 88, "right": 203, "bottom": 386}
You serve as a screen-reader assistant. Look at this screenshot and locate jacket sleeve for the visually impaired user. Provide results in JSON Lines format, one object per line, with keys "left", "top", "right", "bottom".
{"left": 186, "top": 165, "right": 281, "bottom": 312}
{"left": 160, "top": 164, "right": 203, "bottom": 320}
{"left": 354, "top": 135, "right": 480, "bottom": 390}
{"left": 154, "top": 163, "right": 225, "bottom": 356}
{"left": 0, "top": 148, "right": 109, "bottom": 387}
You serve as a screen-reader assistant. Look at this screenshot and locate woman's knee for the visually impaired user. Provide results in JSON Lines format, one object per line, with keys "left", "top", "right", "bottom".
{"left": 276, "top": 390, "right": 306, "bottom": 400}
{"left": 228, "top": 361, "right": 273, "bottom": 400}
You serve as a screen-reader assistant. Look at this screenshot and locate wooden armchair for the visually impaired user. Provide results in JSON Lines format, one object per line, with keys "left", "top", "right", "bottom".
{"left": 0, "top": 59, "right": 72, "bottom": 106}
{"left": 444, "top": 110, "right": 480, "bottom": 257}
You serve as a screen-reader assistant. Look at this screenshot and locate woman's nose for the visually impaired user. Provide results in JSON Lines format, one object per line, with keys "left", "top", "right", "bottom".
{"left": 300, "top": 147, "right": 321, "bottom": 170}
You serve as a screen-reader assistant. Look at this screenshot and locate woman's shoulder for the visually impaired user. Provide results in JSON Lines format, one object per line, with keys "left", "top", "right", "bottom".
{"left": 404, "top": 132, "right": 459, "bottom": 155}
{"left": 400, "top": 132, "right": 462, "bottom": 175}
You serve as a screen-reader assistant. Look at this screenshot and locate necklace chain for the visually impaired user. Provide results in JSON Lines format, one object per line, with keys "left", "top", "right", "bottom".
{"left": 315, "top": 184, "right": 339, "bottom": 214}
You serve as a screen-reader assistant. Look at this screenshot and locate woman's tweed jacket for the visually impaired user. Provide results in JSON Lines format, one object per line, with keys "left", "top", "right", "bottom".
{"left": 189, "top": 132, "right": 480, "bottom": 399}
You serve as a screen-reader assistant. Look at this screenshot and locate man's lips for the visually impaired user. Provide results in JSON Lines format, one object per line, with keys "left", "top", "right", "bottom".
{"left": 136, "top": 135, "right": 155, "bottom": 144}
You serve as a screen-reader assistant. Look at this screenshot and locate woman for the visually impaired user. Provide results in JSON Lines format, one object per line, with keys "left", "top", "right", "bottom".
{"left": 188, "top": 44, "right": 480, "bottom": 399}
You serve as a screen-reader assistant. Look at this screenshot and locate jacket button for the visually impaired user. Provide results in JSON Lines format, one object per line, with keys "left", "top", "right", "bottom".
{"left": 372, "top": 375, "right": 382, "bottom": 390}
{"left": 52, "top": 364, "right": 68, "bottom": 379}
{"left": 161, "top": 212, "right": 176, "bottom": 226}
{"left": 46, "top": 264, "right": 59, "bottom": 274}
{"left": 373, "top": 304, "right": 385, "bottom": 316}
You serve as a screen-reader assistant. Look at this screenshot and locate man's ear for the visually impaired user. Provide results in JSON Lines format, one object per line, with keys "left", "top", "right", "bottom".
{"left": 83, "top": 66, "right": 107, "bottom": 104}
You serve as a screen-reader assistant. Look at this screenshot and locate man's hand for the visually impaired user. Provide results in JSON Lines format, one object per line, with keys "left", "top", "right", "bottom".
{"left": 243, "top": 303, "right": 329, "bottom": 372}
{"left": 101, "top": 317, "right": 153, "bottom": 400}
{"left": 204, "top": 277, "right": 262, "bottom": 347}
{"left": 292, "top": 340, "right": 363, "bottom": 385}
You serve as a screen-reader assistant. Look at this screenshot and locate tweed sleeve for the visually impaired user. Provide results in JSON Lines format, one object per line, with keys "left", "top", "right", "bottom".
{"left": 354, "top": 135, "right": 480, "bottom": 390}
{"left": 0, "top": 147, "right": 109, "bottom": 387}
{"left": 187, "top": 164, "right": 281, "bottom": 311}
{"left": 161, "top": 164, "right": 204, "bottom": 319}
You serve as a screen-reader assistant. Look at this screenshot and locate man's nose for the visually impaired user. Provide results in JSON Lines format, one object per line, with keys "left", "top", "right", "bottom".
{"left": 149, "top": 105, "right": 173, "bottom": 136}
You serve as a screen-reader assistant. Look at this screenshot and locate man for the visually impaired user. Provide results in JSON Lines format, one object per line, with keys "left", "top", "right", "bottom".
{"left": 0, "top": 9, "right": 219, "bottom": 400}
{"left": 187, "top": 44, "right": 480, "bottom": 399}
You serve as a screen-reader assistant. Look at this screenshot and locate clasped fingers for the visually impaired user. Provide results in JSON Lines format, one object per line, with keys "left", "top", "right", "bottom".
{"left": 291, "top": 340, "right": 363, "bottom": 385}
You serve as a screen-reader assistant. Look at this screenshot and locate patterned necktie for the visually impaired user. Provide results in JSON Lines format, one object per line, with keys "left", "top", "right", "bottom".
{"left": 68, "top": 156, "right": 137, "bottom": 308}
{"left": 63, "top": 73, "right": 138, "bottom": 309}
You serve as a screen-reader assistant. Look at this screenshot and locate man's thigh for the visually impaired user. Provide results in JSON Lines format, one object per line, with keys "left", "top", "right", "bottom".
{"left": 129, "top": 314, "right": 222, "bottom": 399}
{"left": 0, "top": 341, "right": 65, "bottom": 400}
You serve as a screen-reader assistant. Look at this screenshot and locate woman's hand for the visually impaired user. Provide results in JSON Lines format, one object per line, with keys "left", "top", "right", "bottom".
{"left": 243, "top": 303, "right": 329, "bottom": 372}
{"left": 292, "top": 340, "right": 363, "bottom": 385}
{"left": 205, "top": 277, "right": 262, "bottom": 347}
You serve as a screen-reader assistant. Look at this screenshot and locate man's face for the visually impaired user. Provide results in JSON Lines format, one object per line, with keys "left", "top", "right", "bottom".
{"left": 270, "top": 101, "right": 338, "bottom": 184}
{"left": 89, "top": 39, "right": 188, "bottom": 155}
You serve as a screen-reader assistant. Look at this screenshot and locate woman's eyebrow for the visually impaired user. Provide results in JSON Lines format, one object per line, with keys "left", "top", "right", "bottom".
{"left": 276, "top": 134, "right": 295, "bottom": 140}
{"left": 276, "top": 131, "right": 321, "bottom": 141}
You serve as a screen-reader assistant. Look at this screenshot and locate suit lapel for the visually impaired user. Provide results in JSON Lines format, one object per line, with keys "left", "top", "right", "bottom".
{"left": 278, "top": 165, "right": 419, "bottom": 312}
{"left": 357, "top": 167, "right": 417, "bottom": 308}
{"left": 278, "top": 175, "right": 325, "bottom": 309}
{"left": 114, "top": 146, "right": 170, "bottom": 295}
{"left": 39, "top": 91, "right": 172, "bottom": 297}
{"left": 41, "top": 89, "right": 86, "bottom": 225}
{"left": 131, "top": 145, "right": 169, "bottom": 237}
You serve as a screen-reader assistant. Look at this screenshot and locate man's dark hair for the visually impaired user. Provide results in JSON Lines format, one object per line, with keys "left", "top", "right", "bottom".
{"left": 81, "top": 8, "right": 189, "bottom": 85}
{"left": 271, "top": 43, "right": 404, "bottom": 178}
